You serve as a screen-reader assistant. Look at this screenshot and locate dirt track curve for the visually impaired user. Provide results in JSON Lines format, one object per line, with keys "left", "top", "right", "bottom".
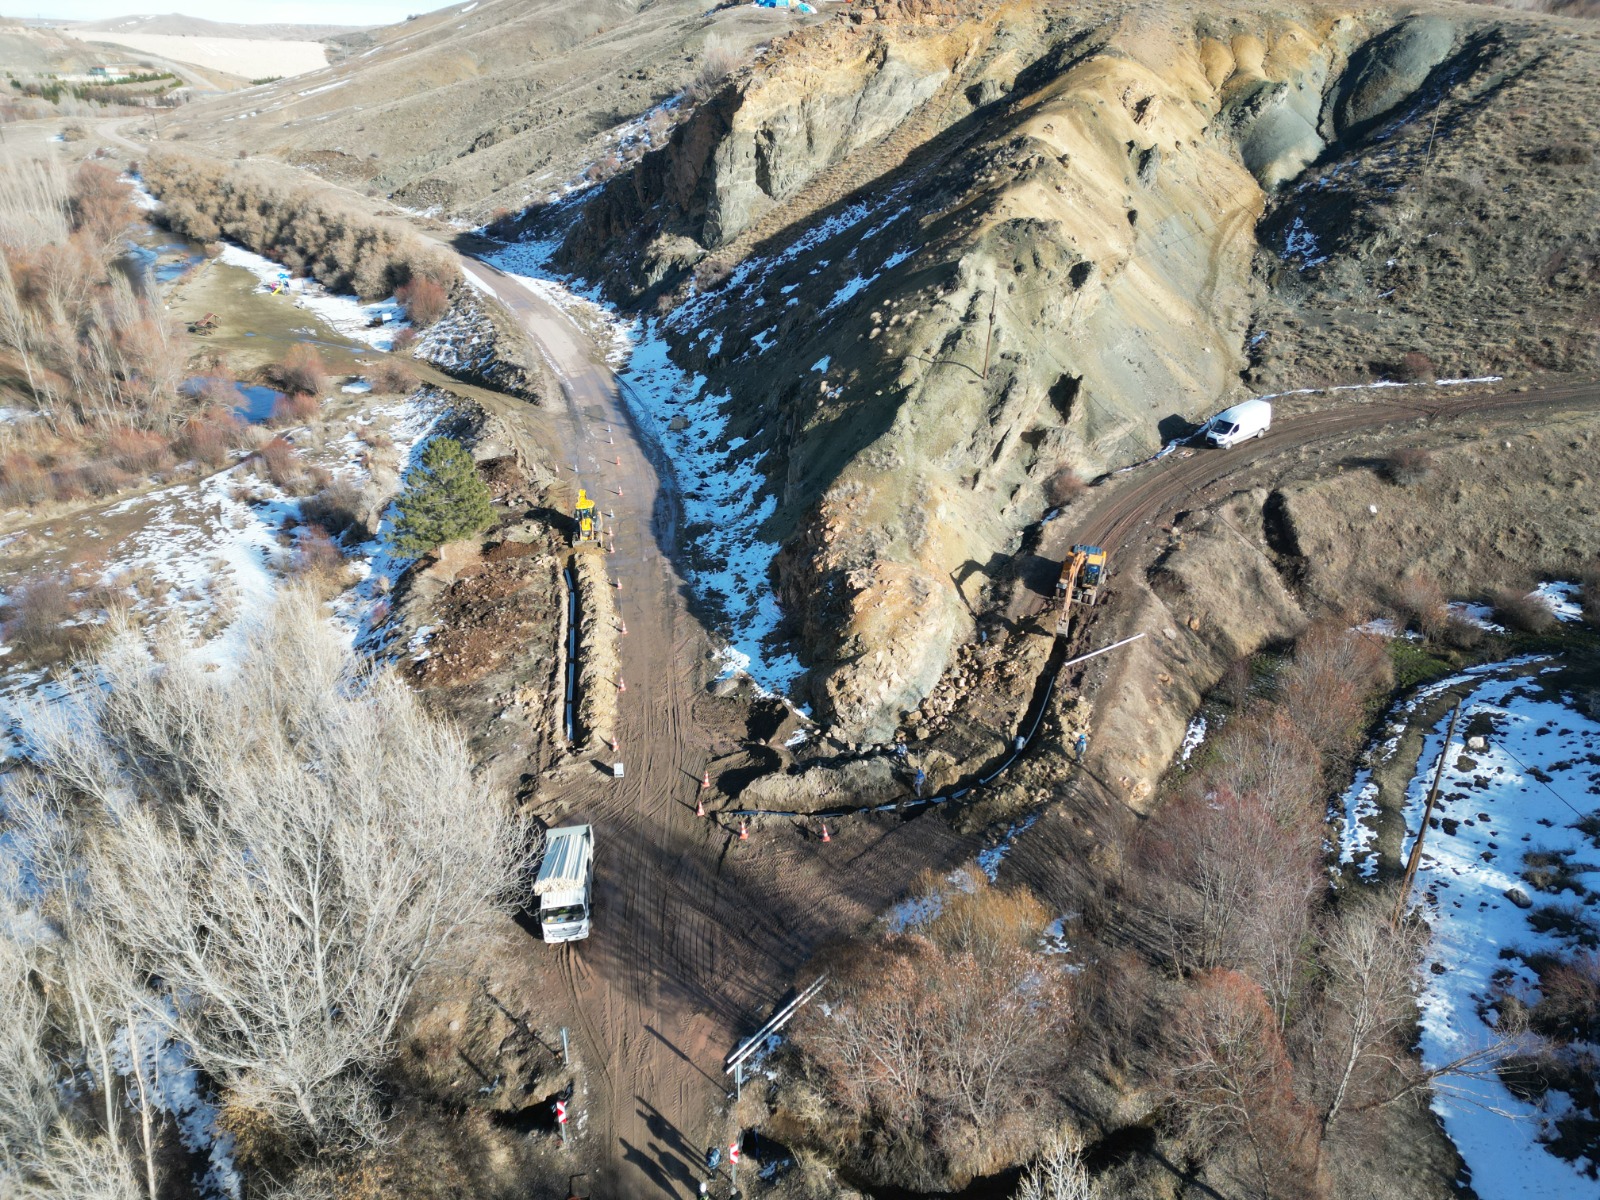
{"left": 1064, "top": 378, "right": 1600, "bottom": 563}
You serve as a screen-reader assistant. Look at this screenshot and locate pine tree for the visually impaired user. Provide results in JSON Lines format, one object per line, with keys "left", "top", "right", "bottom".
{"left": 386, "top": 436, "right": 494, "bottom": 556}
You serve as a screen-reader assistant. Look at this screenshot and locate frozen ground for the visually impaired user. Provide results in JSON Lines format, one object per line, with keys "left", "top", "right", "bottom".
{"left": 216, "top": 243, "right": 410, "bottom": 351}
{"left": 1344, "top": 663, "right": 1600, "bottom": 1193}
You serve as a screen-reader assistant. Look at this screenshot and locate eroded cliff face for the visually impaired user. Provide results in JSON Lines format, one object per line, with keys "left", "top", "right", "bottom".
{"left": 553, "top": 0, "right": 1500, "bottom": 739}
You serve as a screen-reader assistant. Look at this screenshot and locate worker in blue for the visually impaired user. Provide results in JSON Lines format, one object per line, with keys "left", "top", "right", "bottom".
{"left": 914, "top": 767, "right": 926, "bottom": 797}
{"left": 1075, "top": 732, "right": 1088, "bottom": 761}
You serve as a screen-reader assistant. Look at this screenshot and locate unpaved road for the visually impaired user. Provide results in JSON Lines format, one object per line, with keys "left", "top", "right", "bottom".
{"left": 459, "top": 256, "right": 978, "bottom": 1198}
{"left": 1029, "top": 377, "right": 1600, "bottom": 606}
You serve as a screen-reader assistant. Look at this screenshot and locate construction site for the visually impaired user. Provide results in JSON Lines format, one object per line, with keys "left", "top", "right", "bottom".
{"left": 1, "top": 2, "right": 1599, "bottom": 1199}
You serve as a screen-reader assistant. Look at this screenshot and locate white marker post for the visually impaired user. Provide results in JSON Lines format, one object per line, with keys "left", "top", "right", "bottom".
{"left": 729, "top": 1140, "right": 740, "bottom": 1194}
{"left": 555, "top": 1099, "right": 568, "bottom": 1148}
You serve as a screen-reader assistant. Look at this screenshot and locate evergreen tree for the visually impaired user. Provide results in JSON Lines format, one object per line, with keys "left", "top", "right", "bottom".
{"left": 386, "top": 436, "right": 493, "bottom": 556}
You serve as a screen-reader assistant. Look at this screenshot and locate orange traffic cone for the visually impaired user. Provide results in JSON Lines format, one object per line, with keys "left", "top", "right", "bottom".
{"left": 701, "top": 770, "right": 711, "bottom": 790}
{"left": 619, "top": 620, "right": 628, "bottom": 636}
{"left": 738, "top": 818, "right": 748, "bottom": 841}
{"left": 615, "top": 485, "right": 624, "bottom": 497}
{"left": 618, "top": 676, "right": 627, "bottom": 693}
{"left": 614, "top": 456, "right": 621, "bottom": 466}
{"left": 611, "top": 737, "right": 619, "bottom": 753}
{"left": 696, "top": 795, "right": 705, "bottom": 817}
{"left": 614, "top": 576, "right": 622, "bottom": 590}
{"left": 821, "top": 820, "right": 831, "bottom": 843}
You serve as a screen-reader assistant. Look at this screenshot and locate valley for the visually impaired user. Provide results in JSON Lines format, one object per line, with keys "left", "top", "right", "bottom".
{"left": 1, "top": 2, "right": 1598, "bottom": 1200}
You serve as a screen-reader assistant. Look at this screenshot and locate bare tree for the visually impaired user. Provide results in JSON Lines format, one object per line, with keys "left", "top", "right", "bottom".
{"left": 1013, "top": 1135, "right": 1096, "bottom": 1200}
{"left": 0, "top": 860, "right": 142, "bottom": 1200}
{"left": 1167, "top": 970, "right": 1326, "bottom": 1200}
{"left": 1305, "top": 908, "right": 1429, "bottom": 1133}
{"left": 7, "top": 588, "right": 538, "bottom": 1147}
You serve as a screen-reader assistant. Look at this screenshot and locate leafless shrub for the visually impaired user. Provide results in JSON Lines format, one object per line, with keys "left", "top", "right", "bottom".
{"left": 3, "top": 573, "right": 101, "bottom": 660}
{"left": 301, "top": 477, "right": 371, "bottom": 541}
{"left": 397, "top": 277, "right": 449, "bottom": 327}
{"left": 1489, "top": 586, "right": 1556, "bottom": 633}
{"left": 1165, "top": 970, "right": 1327, "bottom": 1199}
{"left": 390, "top": 326, "right": 418, "bottom": 353}
{"left": 254, "top": 436, "right": 302, "bottom": 490}
{"left": 1275, "top": 623, "right": 1392, "bottom": 763}
{"left": 368, "top": 359, "right": 418, "bottom": 394}
{"left": 692, "top": 257, "right": 733, "bottom": 292}
{"left": 0, "top": 451, "right": 50, "bottom": 506}
{"left": 1441, "top": 612, "right": 1487, "bottom": 649}
{"left": 1394, "top": 351, "right": 1436, "bottom": 382}
{"left": 59, "top": 122, "right": 87, "bottom": 142}
{"left": 1391, "top": 570, "right": 1448, "bottom": 639}
{"left": 269, "top": 345, "right": 328, "bottom": 398}
{"left": 1532, "top": 141, "right": 1593, "bottom": 166}
{"left": 686, "top": 41, "right": 740, "bottom": 104}
{"left": 270, "top": 390, "right": 321, "bottom": 426}
{"left": 1580, "top": 563, "right": 1600, "bottom": 627}
{"left": 1136, "top": 786, "right": 1319, "bottom": 1024}
{"left": 1015, "top": 1135, "right": 1098, "bottom": 1200}
{"left": 142, "top": 152, "right": 461, "bottom": 299}
{"left": 1044, "top": 466, "right": 1087, "bottom": 507}
{"left": 791, "top": 871, "right": 1073, "bottom": 1188}
{"left": 1385, "top": 446, "right": 1433, "bottom": 485}
{"left": 102, "top": 426, "right": 174, "bottom": 476}
{"left": 292, "top": 524, "right": 355, "bottom": 597}
{"left": 176, "top": 406, "right": 246, "bottom": 468}
{"left": 6, "top": 589, "right": 539, "bottom": 1146}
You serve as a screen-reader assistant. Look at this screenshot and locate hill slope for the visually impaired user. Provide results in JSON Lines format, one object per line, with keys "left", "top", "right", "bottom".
{"left": 68, "top": 14, "right": 363, "bottom": 40}
{"left": 157, "top": 0, "right": 825, "bottom": 216}
{"left": 543, "top": 0, "right": 1600, "bottom": 738}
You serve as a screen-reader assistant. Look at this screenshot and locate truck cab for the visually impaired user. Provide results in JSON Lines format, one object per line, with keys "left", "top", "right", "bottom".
{"left": 533, "top": 825, "right": 594, "bottom": 943}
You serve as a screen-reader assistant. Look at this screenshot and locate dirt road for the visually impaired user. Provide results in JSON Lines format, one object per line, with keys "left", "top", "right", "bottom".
{"left": 1034, "top": 377, "right": 1600, "bottom": 601}
{"left": 459, "top": 257, "right": 978, "bottom": 1198}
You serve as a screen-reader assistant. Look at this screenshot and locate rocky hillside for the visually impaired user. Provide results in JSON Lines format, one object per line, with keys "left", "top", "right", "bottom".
{"left": 546, "top": 0, "right": 1600, "bottom": 739}
{"left": 154, "top": 0, "right": 823, "bottom": 217}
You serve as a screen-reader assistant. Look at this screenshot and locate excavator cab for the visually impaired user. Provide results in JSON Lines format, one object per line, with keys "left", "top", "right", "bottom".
{"left": 1075, "top": 545, "right": 1106, "bottom": 602}
{"left": 1056, "top": 545, "right": 1108, "bottom": 631}
{"left": 573, "top": 487, "right": 602, "bottom": 545}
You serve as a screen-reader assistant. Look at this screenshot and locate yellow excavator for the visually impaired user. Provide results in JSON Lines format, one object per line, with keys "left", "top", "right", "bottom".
{"left": 1056, "top": 544, "right": 1106, "bottom": 631}
{"left": 573, "top": 487, "right": 602, "bottom": 545}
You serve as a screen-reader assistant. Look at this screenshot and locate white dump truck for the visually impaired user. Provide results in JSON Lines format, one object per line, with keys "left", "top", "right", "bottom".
{"left": 1203, "top": 398, "right": 1272, "bottom": 448}
{"left": 532, "top": 825, "right": 594, "bottom": 943}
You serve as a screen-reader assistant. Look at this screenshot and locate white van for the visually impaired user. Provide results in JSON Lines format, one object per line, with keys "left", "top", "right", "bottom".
{"left": 1203, "top": 399, "right": 1272, "bottom": 448}
{"left": 532, "top": 825, "right": 594, "bottom": 943}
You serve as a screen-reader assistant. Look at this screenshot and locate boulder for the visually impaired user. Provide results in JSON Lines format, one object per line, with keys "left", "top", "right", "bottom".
{"left": 1332, "top": 17, "right": 1455, "bottom": 139}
